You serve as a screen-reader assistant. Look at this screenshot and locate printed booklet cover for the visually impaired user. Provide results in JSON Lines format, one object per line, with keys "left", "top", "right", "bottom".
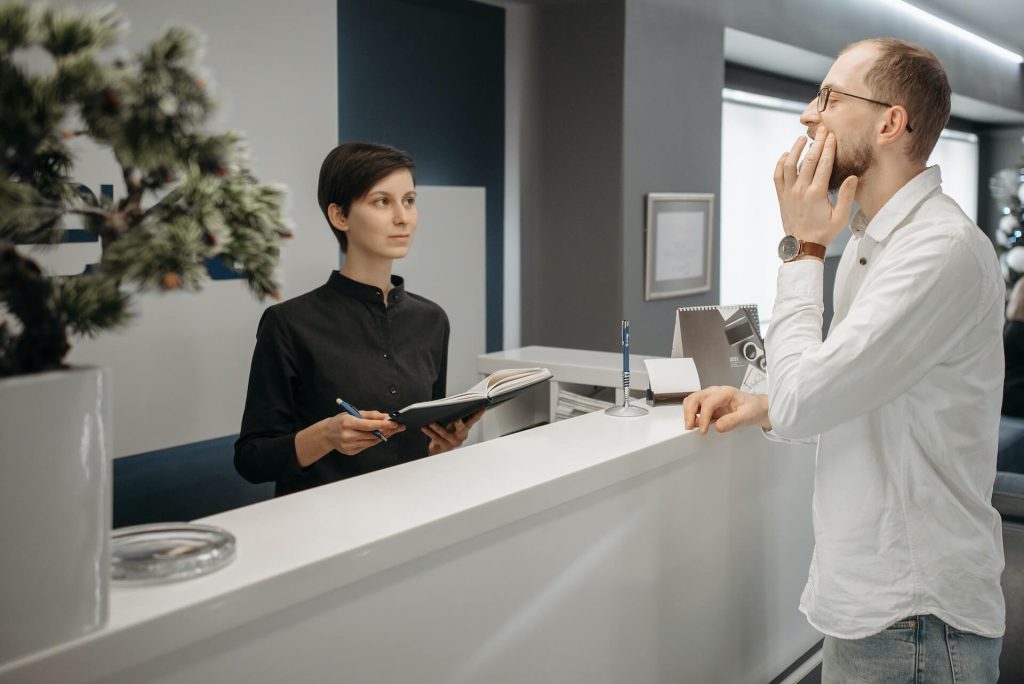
{"left": 671, "top": 305, "right": 767, "bottom": 394}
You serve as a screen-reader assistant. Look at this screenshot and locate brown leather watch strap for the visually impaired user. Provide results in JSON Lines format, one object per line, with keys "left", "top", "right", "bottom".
{"left": 799, "top": 241, "right": 827, "bottom": 259}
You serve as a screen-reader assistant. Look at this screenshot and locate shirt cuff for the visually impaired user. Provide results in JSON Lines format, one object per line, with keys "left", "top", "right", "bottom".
{"left": 776, "top": 259, "right": 825, "bottom": 303}
{"left": 760, "top": 427, "right": 818, "bottom": 446}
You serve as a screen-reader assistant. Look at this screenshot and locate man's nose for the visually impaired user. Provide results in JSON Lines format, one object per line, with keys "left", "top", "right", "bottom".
{"left": 799, "top": 99, "right": 819, "bottom": 127}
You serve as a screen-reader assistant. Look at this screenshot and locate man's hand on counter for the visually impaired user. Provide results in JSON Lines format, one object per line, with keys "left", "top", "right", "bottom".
{"left": 683, "top": 386, "right": 771, "bottom": 435}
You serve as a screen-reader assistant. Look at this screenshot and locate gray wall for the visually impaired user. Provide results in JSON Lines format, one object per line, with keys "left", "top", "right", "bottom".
{"left": 980, "top": 127, "right": 1024, "bottom": 242}
{"left": 520, "top": 1, "right": 625, "bottom": 351}
{"left": 621, "top": 0, "right": 725, "bottom": 355}
{"left": 519, "top": 0, "right": 1024, "bottom": 355}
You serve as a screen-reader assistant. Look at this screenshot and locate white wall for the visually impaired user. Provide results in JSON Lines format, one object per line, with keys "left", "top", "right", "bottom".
{"left": 929, "top": 131, "right": 980, "bottom": 222}
{"left": 32, "top": 0, "right": 491, "bottom": 458}
{"left": 394, "top": 187, "right": 487, "bottom": 397}
{"left": 720, "top": 99, "right": 805, "bottom": 323}
{"left": 50, "top": 0, "right": 339, "bottom": 457}
{"left": 500, "top": 1, "right": 542, "bottom": 352}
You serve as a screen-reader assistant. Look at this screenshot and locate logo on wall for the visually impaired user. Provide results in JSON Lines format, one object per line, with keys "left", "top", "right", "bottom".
{"left": 46, "top": 183, "right": 243, "bottom": 280}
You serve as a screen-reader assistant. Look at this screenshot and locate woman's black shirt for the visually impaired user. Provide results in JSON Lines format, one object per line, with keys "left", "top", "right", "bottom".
{"left": 234, "top": 271, "right": 449, "bottom": 496}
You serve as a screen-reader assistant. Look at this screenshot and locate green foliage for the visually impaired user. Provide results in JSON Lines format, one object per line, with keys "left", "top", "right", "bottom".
{"left": 0, "top": 3, "right": 32, "bottom": 52}
{"left": 0, "top": 2, "right": 289, "bottom": 376}
{"left": 38, "top": 5, "right": 120, "bottom": 57}
{"left": 51, "top": 273, "right": 131, "bottom": 337}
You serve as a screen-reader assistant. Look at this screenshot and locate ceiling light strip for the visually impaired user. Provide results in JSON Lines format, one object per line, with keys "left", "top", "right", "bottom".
{"left": 877, "top": 0, "right": 1023, "bottom": 63}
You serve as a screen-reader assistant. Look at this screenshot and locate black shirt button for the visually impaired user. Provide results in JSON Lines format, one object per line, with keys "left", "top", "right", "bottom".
{"left": 859, "top": 257, "right": 867, "bottom": 265}
{"left": 383, "top": 352, "right": 391, "bottom": 360}
{"left": 388, "top": 385, "right": 398, "bottom": 395}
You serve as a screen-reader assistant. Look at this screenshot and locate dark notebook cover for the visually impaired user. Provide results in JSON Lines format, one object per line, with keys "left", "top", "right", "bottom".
{"left": 389, "top": 368, "right": 552, "bottom": 430}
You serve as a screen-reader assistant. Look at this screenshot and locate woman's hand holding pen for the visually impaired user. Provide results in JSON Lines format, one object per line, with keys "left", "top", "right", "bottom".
{"left": 326, "top": 410, "right": 404, "bottom": 456}
{"left": 424, "top": 408, "right": 485, "bottom": 456}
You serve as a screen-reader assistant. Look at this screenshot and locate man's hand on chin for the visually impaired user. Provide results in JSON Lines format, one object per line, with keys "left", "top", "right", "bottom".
{"left": 774, "top": 126, "right": 858, "bottom": 248}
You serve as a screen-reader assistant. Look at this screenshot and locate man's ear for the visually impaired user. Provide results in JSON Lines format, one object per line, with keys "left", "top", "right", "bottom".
{"left": 327, "top": 203, "right": 348, "bottom": 231}
{"left": 877, "top": 106, "right": 911, "bottom": 147}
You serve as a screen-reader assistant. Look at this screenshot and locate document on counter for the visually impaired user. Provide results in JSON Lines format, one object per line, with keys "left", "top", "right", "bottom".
{"left": 389, "top": 367, "right": 552, "bottom": 429}
{"left": 671, "top": 305, "right": 767, "bottom": 390}
{"left": 644, "top": 357, "right": 701, "bottom": 404}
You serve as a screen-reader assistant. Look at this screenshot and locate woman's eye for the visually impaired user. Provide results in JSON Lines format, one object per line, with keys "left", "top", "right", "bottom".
{"left": 374, "top": 198, "right": 388, "bottom": 207}
{"left": 403, "top": 197, "right": 416, "bottom": 207}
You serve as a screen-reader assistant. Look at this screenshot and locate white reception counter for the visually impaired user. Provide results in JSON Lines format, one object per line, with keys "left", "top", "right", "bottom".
{"left": 0, "top": 405, "right": 819, "bottom": 684}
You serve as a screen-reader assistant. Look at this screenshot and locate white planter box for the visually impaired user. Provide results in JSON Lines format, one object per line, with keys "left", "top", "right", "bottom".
{"left": 0, "top": 367, "right": 111, "bottom": 663}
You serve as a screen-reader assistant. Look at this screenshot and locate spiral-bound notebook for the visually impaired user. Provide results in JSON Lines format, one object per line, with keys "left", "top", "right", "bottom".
{"left": 671, "top": 305, "right": 767, "bottom": 393}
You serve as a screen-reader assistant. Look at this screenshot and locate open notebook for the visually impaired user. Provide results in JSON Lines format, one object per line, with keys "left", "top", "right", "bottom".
{"left": 389, "top": 367, "right": 552, "bottom": 429}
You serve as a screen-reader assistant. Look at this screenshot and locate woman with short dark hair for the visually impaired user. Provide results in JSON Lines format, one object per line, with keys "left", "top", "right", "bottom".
{"left": 234, "top": 142, "right": 481, "bottom": 496}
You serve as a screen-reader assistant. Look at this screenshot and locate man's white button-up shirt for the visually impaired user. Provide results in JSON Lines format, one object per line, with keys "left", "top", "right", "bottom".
{"left": 765, "top": 165, "right": 1006, "bottom": 639}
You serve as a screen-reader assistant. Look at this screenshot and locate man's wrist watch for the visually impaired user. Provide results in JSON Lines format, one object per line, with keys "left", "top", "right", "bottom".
{"left": 778, "top": 234, "right": 826, "bottom": 262}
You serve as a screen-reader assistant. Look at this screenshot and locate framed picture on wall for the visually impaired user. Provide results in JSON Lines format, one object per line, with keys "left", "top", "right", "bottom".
{"left": 644, "top": 193, "right": 714, "bottom": 301}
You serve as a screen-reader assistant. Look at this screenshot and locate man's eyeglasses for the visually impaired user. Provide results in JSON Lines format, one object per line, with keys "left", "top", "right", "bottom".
{"left": 816, "top": 87, "right": 913, "bottom": 133}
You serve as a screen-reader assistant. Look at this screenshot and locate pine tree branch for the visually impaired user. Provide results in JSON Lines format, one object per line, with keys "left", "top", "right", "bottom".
{"left": 63, "top": 205, "right": 109, "bottom": 219}
{"left": 0, "top": 3, "right": 288, "bottom": 374}
{"left": 139, "top": 187, "right": 182, "bottom": 222}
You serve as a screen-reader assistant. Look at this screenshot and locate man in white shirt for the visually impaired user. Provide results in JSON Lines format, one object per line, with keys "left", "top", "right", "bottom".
{"left": 684, "top": 38, "right": 1005, "bottom": 683}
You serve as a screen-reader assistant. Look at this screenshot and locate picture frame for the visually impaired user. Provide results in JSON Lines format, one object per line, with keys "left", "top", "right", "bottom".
{"left": 644, "top": 193, "right": 714, "bottom": 301}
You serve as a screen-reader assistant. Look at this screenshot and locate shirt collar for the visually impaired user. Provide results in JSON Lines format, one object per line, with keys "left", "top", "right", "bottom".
{"left": 327, "top": 271, "right": 405, "bottom": 305}
{"left": 858, "top": 165, "right": 943, "bottom": 243}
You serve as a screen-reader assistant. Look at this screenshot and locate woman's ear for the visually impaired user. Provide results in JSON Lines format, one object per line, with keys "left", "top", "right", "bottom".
{"left": 327, "top": 203, "right": 348, "bottom": 231}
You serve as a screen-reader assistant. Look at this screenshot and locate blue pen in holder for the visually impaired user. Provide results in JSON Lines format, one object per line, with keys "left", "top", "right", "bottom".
{"left": 605, "top": 320, "right": 648, "bottom": 417}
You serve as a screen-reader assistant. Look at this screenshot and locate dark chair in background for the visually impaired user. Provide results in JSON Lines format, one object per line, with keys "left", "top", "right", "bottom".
{"left": 996, "top": 416, "right": 1024, "bottom": 682}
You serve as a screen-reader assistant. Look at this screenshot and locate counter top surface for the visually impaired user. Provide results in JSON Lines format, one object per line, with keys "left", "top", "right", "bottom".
{"left": 2, "top": 404, "right": 717, "bottom": 682}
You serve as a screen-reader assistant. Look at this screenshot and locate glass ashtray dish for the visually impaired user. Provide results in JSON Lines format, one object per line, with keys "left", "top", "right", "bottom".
{"left": 111, "top": 522, "right": 236, "bottom": 584}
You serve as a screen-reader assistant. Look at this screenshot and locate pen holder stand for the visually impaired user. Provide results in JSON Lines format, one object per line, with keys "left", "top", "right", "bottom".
{"left": 605, "top": 370, "right": 648, "bottom": 417}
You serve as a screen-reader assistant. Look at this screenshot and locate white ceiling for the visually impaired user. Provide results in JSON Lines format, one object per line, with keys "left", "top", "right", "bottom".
{"left": 505, "top": 0, "right": 1024, "bottom": 56}
{"left": 912, "top": 0, "right": 1024, "bottom": 56}
{"left": 725, "top": 28, "right": 1024, "bottom": 124}
{"left": 500, "top": 0, "right": 1024, "bottom": 56}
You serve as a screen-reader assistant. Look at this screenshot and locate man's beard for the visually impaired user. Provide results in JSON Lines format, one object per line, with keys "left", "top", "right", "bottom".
{"left": 829, "top": 131, "right": 873, "bottom": 193}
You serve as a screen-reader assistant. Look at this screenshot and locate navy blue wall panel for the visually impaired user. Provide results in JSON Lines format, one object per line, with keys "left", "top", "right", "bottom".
{"left": 113, "top": 435, "right": 273, "bottom": 527}
{"left": 338, "top": 0, "right": 505, "bottom": 351}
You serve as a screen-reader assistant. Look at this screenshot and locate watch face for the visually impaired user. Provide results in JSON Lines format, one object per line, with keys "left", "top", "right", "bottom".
{"left": 778, "top": 234, "right": 800, "bottom": 261}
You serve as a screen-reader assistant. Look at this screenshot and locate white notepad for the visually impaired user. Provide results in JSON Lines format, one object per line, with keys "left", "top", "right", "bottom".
{"left": 644, "top": 357, "right": 701, "bottom": 403}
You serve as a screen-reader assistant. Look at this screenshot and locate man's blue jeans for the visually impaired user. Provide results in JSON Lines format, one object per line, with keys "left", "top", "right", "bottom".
{"left": 822, "top": 614, "right": 1002, "bottom": 683}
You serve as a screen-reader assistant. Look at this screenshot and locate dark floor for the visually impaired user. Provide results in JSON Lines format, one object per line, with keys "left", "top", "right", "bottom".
{"left": 800, "top": 664, "right": 822, "bottom": 683}
{"left": 769, "top": 641, "right": 822, "bottom": 684}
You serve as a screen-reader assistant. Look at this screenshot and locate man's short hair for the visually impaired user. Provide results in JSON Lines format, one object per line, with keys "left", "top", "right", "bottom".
{"left": 317, "top": 142, "right": 416, "bottom": 253}
{"left": 843, "top": 38, "right": 951, "bottom": 163}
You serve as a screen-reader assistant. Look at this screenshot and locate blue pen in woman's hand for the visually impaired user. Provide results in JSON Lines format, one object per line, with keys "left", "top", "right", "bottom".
{"left": 335, "top": 398, "right": 388, "bottom": 442}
